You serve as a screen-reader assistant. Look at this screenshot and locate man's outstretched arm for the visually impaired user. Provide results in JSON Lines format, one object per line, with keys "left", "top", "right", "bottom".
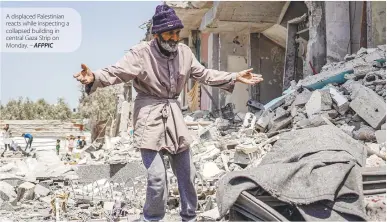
{"left": 74, "top": 49, "right": 143, "bottom": 94}
{"left": 189, "top": 52, "right": 263, "bottom": 93}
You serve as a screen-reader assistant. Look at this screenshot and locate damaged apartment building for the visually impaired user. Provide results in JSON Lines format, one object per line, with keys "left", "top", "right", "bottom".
{"left": 145, "top": 1, "right": 386, "bottom": 114}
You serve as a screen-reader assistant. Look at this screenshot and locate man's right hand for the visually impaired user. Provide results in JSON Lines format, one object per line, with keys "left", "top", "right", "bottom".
{"left": 73, "top": 64, "right": 95, "bottom": 85}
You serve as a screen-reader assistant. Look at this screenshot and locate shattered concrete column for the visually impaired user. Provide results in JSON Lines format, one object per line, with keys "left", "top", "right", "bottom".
{"left": 208, "top": 33, "right": 220, "bottom": 113}
{"left": 325, "top": 1, "right": 350, "bottom": 63}
{"left": 304, "top": 1, "right": 326, "bottom": 76}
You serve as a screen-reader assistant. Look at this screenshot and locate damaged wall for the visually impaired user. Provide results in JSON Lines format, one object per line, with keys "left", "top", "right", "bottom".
{"left": 219, "top": 32, "right": 250, "bottom": 113}
{"left": 304, "top": 1, "right": 326, "bottom": 77}
{"left": 208, "top": 33, "right": 220, "bottom": 113}
{"left": 325, "top": 1, "right": 351, "bottom": 63}
{"left": 250, "top": 33, "right": 285, "bottom": 104}
{"left": 371, "top": 1, "right": 386, "bottom": 47}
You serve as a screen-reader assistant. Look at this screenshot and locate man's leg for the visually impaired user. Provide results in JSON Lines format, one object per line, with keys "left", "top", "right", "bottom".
{"left": 169, "top": 149, "right": 197, "bottom": 221}
{"left": 25, "top": 140, "right": 29, "bottom": 151}
{"left": 29, "top": 138, "right": 33, "bottom": 150}
{"left": 141, "top": 149, "right": 169, "bottom": 221}
{"left": 1, "top": 144, "right": 7, "bottom": 157}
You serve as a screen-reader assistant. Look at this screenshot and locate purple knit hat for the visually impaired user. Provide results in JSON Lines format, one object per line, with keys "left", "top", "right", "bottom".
{"left": 151, "top": 4, "right": 184, "bottom": 34}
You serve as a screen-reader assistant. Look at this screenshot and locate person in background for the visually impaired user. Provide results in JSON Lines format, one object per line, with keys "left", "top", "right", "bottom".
{"left": 76, "top": 136, "right": 81, "bottom": 149}
{"left": 22, "top": 133, "right": 33, "bottom": 151}
{"left": 1, "top": 124, "right": 12, "bottom": 157}
{"left": 80, "top": 136, "right": 87, "bottom": 149}
{"left": 68, "top": 136, "right": 75, "bottom": 153}
{"left": 56, "top": 139, "right": 61, "bottom": 155}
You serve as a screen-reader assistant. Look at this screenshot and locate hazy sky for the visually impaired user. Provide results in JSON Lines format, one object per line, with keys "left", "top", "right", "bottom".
{"left": 1, "top": 1, "right": 161, "bottom": 109}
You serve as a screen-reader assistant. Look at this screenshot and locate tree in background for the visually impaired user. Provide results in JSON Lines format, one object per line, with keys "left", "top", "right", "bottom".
{"left": 0, "top": 97, "right": 72, "bottom": 120}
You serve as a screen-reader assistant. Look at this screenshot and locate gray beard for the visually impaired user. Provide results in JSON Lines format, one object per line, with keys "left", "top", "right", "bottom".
{"left": 159, "top": 38, "right": 178, "bottom": 52}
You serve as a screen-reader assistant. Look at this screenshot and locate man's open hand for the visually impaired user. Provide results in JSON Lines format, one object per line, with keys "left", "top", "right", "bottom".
{"left": 236, "top": 68, "right": 263, "bottom": 85}
{"left": 73, "top": 64, "right": 94, "bottom": 85}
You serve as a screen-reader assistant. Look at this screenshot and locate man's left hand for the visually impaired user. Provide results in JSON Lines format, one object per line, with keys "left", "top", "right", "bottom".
{"left": 236, "top": 68, "right": 264, "bottom": 85}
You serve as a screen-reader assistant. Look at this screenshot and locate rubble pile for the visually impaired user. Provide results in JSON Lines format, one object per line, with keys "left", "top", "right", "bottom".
{"left": 183, "top": 45, "right": 386, "bottom": 221}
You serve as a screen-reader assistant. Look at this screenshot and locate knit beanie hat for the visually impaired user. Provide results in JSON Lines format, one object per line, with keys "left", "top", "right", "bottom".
{"left": 151, "top": 4, "right": 184, "bottom": 34}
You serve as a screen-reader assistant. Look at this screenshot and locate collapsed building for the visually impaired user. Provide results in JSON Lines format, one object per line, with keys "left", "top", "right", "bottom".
{"left": 0, "top": 1, "right": 386, "bottom": 221}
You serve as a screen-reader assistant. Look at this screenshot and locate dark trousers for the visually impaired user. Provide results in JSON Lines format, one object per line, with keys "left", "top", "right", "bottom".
{"left": 1, "top": 144, "right": 11, "bottom": 157}
{"left": 25, "top": 138, "right": 33, "bottom": 151}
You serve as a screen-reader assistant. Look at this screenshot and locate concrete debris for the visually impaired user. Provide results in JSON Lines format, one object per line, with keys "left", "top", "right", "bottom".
{"left": 364, "top": 194, "right": 386, "bottom": 222}
{"left": 16, "top": 182, "right": 36, "bottom": 202}
{"left": 0, "top": 182, "right": 16, "bottom": 202}
{"left": 340, "top": 124, "right": 356, "bottom": 136}
{"left": 305, "top": 89, "right": 332, "bottom": 118}
{"left": 353, "top": 125, "right": 376, "bottom": 141}
{"left": 350, "top": 84, "right": 386, "bottom": 129}
{"left": 34, "top": 184, "right": 50, "bottom": 197}
{"left": 375, "top": 130, "right": 386, "bottom": 144}
{"left": 366, "top": 154, "right": 386, "bottom": 167}
{"left": 201, "top": 162, "right": 223, "bottom": 179}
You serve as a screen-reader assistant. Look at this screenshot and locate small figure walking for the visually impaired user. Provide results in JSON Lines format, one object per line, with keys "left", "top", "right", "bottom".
{"left": 80, "top": 137, "right": 87, "bottom": 149}
{"left": 56, "top": 139, "right": 61, "bottom": 155}
{"left": 22, "top": 133, "right": 33, "bottom": 152}
{"left": 1, "top": 124, "right": 12, "bottom": 157}
{"left": 68, "top": 136, "right": 74, "bottom": 153}
{"left": 76, "top": 136, "right": 81, "bottom": 149}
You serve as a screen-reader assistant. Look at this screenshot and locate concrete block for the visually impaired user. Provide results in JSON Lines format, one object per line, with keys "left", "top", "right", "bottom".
{"left": 340, "top": 124, "right": 355, "bottom": 136}
{"left": 242, "top": 112, "right": 256, "bottom": 129}
{"left": 329, "top": 87, "right": 349, "bottom": 114}
{"left": 16, "top": 182, "right": 35, "bottom": 201}
{"left": 269, "top": 117, "right": 292, "bottom": 132}
{"left": 305, "top": 90, "right": 333, "bottom": 118}
{"left": 353, "top": 126, "right": 376, "bottom": 141}
{"left": 256, "top": 112, "right": 272, "bottom": 130}
{"left": 75, "top": 162, "right": 146, "bottom": 184}
{"left": 381, "top": 123, "right": 386, "bottom": 130}
{"left": 350, "top": 85, "right": 386, "bottom": 129}
{"left": 0, "top": 181, "right": 16, "bottom": 202}
{"left": 232, "top": 151, "right": 250, "bottom": 166}
{"left": 201, "top": 162, "right": 222, "bottom": 179}
{"left": 293, "top": 89, "right": 312, "bottom": 106}
{"left": 34, "top": 184, "right": 50, "bottom": 197}
{"left": 375, "top": 130, "right": 386, "bottom": 144}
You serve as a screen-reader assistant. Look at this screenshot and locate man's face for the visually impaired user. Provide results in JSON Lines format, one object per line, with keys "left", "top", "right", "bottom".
{"left": 157, "top": 29, "right": 181, "bottom": 52}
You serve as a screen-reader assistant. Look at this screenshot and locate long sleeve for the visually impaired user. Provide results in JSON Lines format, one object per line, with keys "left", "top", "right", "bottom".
{"left": 86, "top": 49, "right": 143, "bottom": 94}
{"left": 190, "top": 52, "right": 237, "bottom": 93}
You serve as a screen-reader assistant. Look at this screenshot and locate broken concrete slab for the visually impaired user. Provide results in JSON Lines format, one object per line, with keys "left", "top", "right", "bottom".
{"left": 0, "top": 181, "right": 16, "bottom": 202}
{"left": 328, "top": 87, "right": 349, "bottom": 114}
{"left": 202, "top": 162, "right": 223, "bottom": 179}
{"left": 256, "top": 111, "right": 272, "bottom": 131}
{"left": 375, "top": 130, "right": 386, "bottom": 144}
{"left": 75, "top": 162, "right": 146, "bottom": 184}
{"left": 305, "top": 90, "right": 333, "bottom": 118}
{"left": 232, "top": 151, "right": 251, "bottom": 166}
{"left": 353, "top": 126, "right": 376, "bottom": 141}
{"left": 293, "top": 88, "right": 312, "bottom": 106}
{"left": 340, "top": 124, "right": 355, "bottom": 136}
{"left": 269, "top": 117, "right": 292, "bottom": 132}
{"left": 366, "top": 154, "right": 386, "bottom": 167}
{"left": 16, "top": 182, "right": 35, "bottom": 202}
{"left": 34, "top": 184, "right": 50, "bottom": 197}
{"left": 350, "top": 85, "right": 386, "bottom": 129}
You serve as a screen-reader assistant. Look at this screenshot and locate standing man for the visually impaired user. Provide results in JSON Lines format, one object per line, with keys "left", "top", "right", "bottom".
{"left": 74, "top": 4, "right": 263, "bottom": 221}
{"left": 22, "top": 133, "right": 33, "bottom": 151}
{"left": 1, "top": 124, "right": 12, "bottom": 157}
